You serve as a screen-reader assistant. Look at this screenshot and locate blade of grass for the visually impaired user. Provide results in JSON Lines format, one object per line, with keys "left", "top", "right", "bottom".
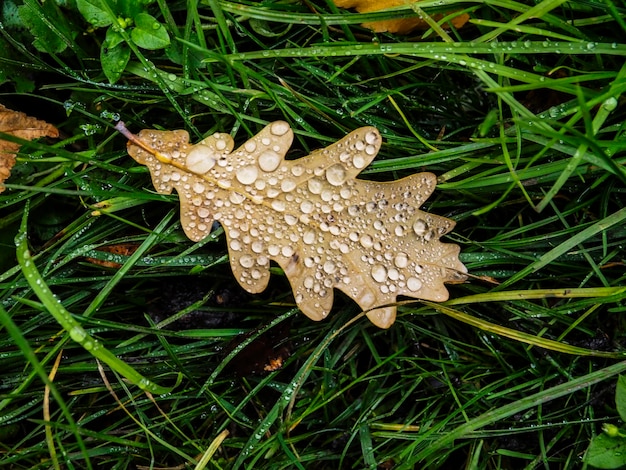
{"left": 405, "top": 359, "right": 626, "bottom": 466}
{"left": 535, "top": 62, "right": 626, "bottom": 212}
{"left": 422, "top": 301, "right": 625, "bottom": 358}
{"left": 497, "top": 206, "right": 626, "bottom": 289}
{"left": 0, "top": 304, "right": 93, "bottom": 469}
{"left": 15, "top": 203, "right": 177, "bottom": 395}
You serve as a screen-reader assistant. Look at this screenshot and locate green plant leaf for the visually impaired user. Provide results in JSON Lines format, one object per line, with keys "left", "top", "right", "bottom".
{"left": 0, "top": 37, "right": 35, "bottom": 92}
{"left": 1, "top": 0, "right": 23, "bottom": 29}
{"left": 103, "top": 26, "right": 124, "bottom": 49}
{"left": 616, "top": 375, "right": 626, "bottom": 423}
{"left": 116, "top": 0, "right": 145, "bottom": 19}
{"left": 585, "top": 433, "right": 626, "bottom": 469}
{"left": 101, "top": 27, "right": 130, "bottom": 82}
{"left": 17, "top": 2, "right": 68, "bottom": 54}
{"left": 249, "top": 18, "right": 292, "bottom": 37}
{"left": 101, "top": 40, "right": 130, "bottom": 83}
{"left": 131, "top": 12, "right": 170, "bottom": 50}
{"left": 76, "top": 0, "right": 113, "bottom": 28}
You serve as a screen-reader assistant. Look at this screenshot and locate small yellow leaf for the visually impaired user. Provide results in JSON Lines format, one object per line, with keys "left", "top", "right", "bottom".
{"left": 0, "top": 104, "right": 59, "bottom": 192}
{"left": 121, "top": 121, "right": 467, "bottom": 328}
{"left": 333, "top": 0, "right": 469, "bottom": 34}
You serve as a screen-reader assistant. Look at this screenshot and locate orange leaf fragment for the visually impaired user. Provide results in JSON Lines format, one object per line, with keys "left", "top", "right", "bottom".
{"left": 333, "top": 0, "right": 469, "bottom": 34}
{"left": 84, "top": 243, "right": 140, "bottom": 269}
{"left": 0, "top": 104, "right": 59, "bottom": 193}
{"left": 121, "top": 121, "right": 467, "bottom": 328}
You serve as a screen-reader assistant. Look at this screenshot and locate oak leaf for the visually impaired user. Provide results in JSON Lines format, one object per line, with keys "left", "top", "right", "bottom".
{"left": 333, "top": 0, "right": 469, "bottom": 34}
{"left": 120, "top": 121, "right": 466, "bottom": 328}
{"left": 0, "top": 104, "right": 59, "bottom": 193}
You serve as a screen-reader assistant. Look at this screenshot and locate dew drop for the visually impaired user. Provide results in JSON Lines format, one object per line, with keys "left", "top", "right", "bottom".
{"left": 325, "top": 164, "right": 347, "bottom": 186}
{"left": 258, "top": 150, "right": 281, "bottom": 172}
{"left": 281, "top": 179, "right": 296, "bottom": 192}
{"left": 353, "top": 155, "right": 366, "bottom": 169}
{"left": 365, "top": 131, "right": 378, "bottom": 145}
{"left": 413, "top": 219, "right": 428, "bottom": 236}
{"left": 281, "top": 246, "right": 294, "bottom": 257}
{"left": 371, "top": 264, "right": 387, "bottom": 283}
{"left": 291, "top": 165, "right": 304, "bottom": 176}
{"left": 360, "top": 234, "right": 374, "bottom": 248}
{"left": 215, "top": 138, "right": 227, "bottom": 151}
{"left": 270, "top": 121, "right": 290, "bottom": 136}
{"left": 239, "top": 254, "right": 255, "bottom": 268}
{"left": 197, "top": 207, "right": 210, "bottom": 218}
{"left": 300, "top": 200, "right": 314, "bottom": 214}
{"left": 186, "top": 145, "right": 216, "bottom": 174}
{"left": 308, "top": 179, "right": 323, "bottom": 194}
{"left": 235, "top": 165, "right": 258, "bottom": 186}
{"left": 394, "top": 252, "right": 408, "bottom": 268}
{"left": 303, "top": 231, "right": 316, "bottom": 244}
{"left": 603, "top": 97, "right": 618, "bottom": 112}
{"left": 69, "top": 327, "right": 86, "bottom": 343}
{"left": 229, "top": 192, "right": 245, "bottom": 204}
{"left": 407, "top": 277, "right": 422, "bottom": 292}
{"left": 323, "top": 261, "right": 336, "bottom": 274}
{"left": 271, "top": 200, "right": 286, "bottom": 212}
{"left": 284, "top": 214, "right": 298, "bottom": 225}
{"left": 268, "top": 245, "right": 280, "bottom": 256}
{"left": 245, "top": 140, "right": 257, "bottom": 153}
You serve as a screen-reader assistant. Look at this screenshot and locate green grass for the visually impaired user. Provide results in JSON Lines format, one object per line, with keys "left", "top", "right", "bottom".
{"left": 1, "top": 0, "right": 626, "bottom": 468}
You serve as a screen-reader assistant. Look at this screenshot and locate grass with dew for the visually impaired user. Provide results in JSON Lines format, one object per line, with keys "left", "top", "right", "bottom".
{"left": 1, "top": 0, "right": 626, "bottom": 468}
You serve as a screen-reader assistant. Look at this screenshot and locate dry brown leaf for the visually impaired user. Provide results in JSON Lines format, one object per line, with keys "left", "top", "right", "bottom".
{"left": 119, "top": 121, "right": 467, "bottom": 328}
{"left": 333, "top": 0, "right": 469, "bottom": 34}
{"left": 84, "top": 243, "right": 140, "bottom": 269}
{"left": 0, "top": 104, "right": 59, "bottom": 193}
